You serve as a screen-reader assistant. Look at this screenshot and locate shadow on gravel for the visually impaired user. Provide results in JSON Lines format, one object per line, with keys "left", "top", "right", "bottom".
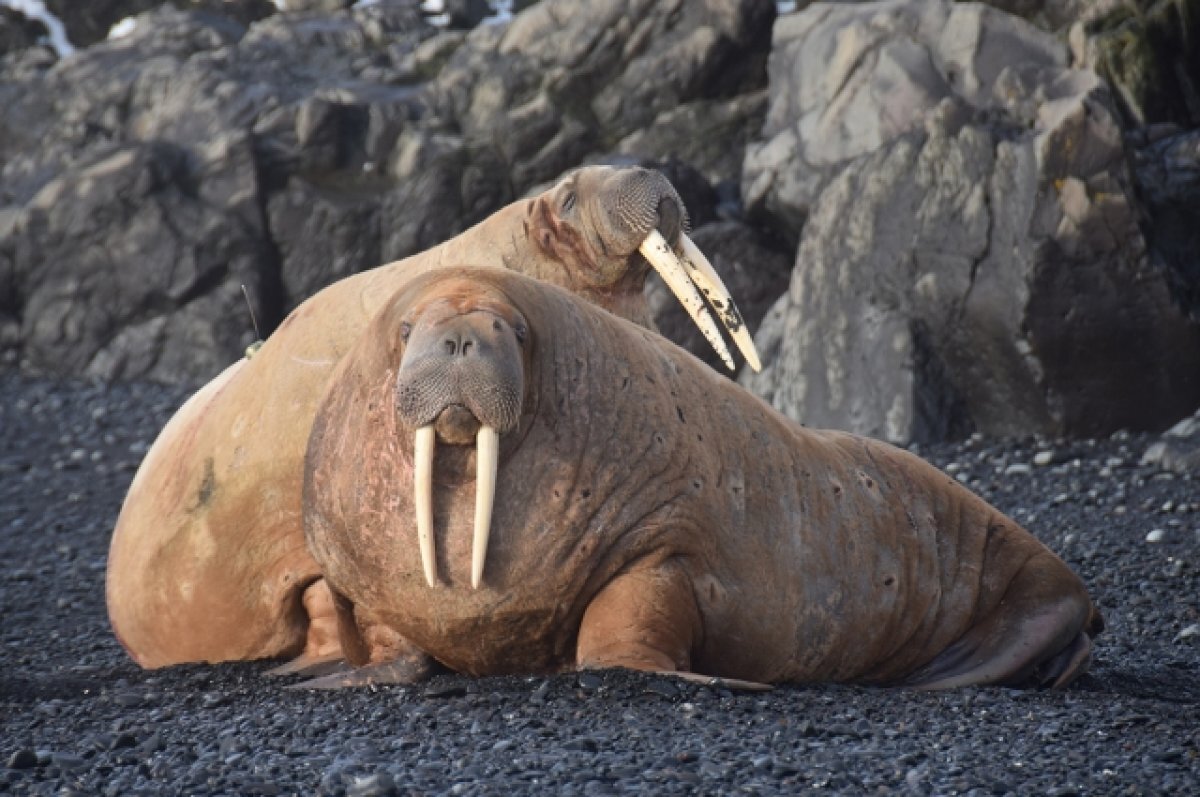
{"left": 1084, "top": 665, "right": 1200, "bottom": 704}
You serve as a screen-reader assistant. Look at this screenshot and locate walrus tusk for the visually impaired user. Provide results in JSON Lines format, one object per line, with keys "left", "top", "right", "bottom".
{"left": 414, "top": 425, "right": 438, "bottom": 587}
{"left": 639, "top": 231, "right": 735, "bottom": 371}
{"left": 472, "top": 426, "right": 500, "bottom": 589}
{"left": 677, "top": 234, "right": 762, "bottom": 373}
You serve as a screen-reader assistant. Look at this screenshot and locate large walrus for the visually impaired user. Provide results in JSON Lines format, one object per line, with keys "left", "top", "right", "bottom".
{"left": 304, "top": 267, "right": 1103, "bottom": 689}
{"left": 107, "top": 166, "right": 759, "bottom": 669}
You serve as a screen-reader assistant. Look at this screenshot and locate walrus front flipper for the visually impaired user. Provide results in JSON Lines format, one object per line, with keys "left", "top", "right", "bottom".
{"left": 266, "top": 579, "right": 344, "bottom": 678}
{"left": 904, "top": 554, "right": 1096, "bottom": 690}
{"left": 284, "top": 588, "right": 440, "bottom": 689}
{"left": 576, "top": 560, "right": 702, "bottom": 672}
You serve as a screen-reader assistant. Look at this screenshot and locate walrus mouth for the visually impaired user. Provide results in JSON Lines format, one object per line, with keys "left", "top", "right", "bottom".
{"left": 412, "top": 423, "right": 499, "bottom": 591}
{"left": 638, "top": 231, "right": 762, "bottom": 373}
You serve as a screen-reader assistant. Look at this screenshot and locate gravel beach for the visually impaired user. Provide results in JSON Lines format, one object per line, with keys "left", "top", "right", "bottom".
{"left": 2, "top": 372, "right": 1197, "bottom": 796}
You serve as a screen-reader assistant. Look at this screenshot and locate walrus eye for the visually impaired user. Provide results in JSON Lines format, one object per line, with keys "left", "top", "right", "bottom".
{"left": 561, "top": 190, "right": 576, "bottom": 213}
{"left": 514, "top": 324, "right": 527, "bottom": 344}
{"left": 399, "top": 322, "right": 412, "bottom": 341}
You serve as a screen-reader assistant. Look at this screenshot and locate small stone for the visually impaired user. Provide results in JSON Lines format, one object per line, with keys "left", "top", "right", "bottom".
{"left": 644, "top": 679, "right": 680, "bottom": 699}
{"left": 6, "top": 749, "right": 38, "bottom": 769}
{"left": 200, "top": 692, "right": 227, "bottom": 708}
{"left": 577, "top": 671, "right": 604, "bottom": 690}
{"left": 528, "top": 679, "right": 551, "bottom": 704}
{"left": 1146, "top": 529, "right": 1166, "bottom": 543}
{"left": 348, "top": 772, "right": 397, "bottom": 797}
{"left": 423, "top": 680, "right": 467, "bottom": 698}
{"left": 50, "top": 752, "right": 85, "bottom": 771}
{"left": 1034, "top": 450, "right": 1056, "bottom": 466}
{"left": 1004, "top": 463, "right": 1032, "bottom": 476}
{"left": 1174, "top": 624, "right": 1200, "bottom": 643}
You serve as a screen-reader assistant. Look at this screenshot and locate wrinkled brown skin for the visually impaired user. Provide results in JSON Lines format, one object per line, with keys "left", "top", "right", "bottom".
{"left": 306, "top": 269, "right": 1103, "bottom": 689}
{"left": 106, "top": 166, "right": 691, "bottom": 668}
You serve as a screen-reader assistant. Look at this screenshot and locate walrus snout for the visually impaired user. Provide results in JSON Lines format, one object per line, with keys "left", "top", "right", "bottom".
{"left": 394, "top": 309, "right": 524, "bottom": 435}
{"left": 539, "top": 166, "right": 761, "bottom": 372}
{"left": 599, "top": 166, "right": 689, "bottom": 249}
{"left": 392, "top": 298, "right": 529, "bottom": 591}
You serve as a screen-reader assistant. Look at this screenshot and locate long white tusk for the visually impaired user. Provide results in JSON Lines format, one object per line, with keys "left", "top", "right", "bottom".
{"left": 639, "top": 230, "right": 735, "bottom": 371}
{"left": 472, "top": 425, "right": 499, "bottom": 589}
{"left": 678, "top": 233, "right": 763, "bottom": 373}
{"left": 414, "top": 425, "right": 438, "bottom": 588}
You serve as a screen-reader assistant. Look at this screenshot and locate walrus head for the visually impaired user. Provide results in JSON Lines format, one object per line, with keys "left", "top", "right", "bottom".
{"left": 390, "top": 279, "right": 534, "bottom": 591}
{"left": 531, "top": 166, "right": 760, "bottom": 372}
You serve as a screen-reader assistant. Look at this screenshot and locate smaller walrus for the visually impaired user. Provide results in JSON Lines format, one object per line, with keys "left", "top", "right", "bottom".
{"left": 303, "top": 267, "right": 1103, "bottom": 690}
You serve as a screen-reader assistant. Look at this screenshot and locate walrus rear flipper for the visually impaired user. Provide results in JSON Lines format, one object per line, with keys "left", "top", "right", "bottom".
{"left": 904, "top": 554, "right": 1096, "bottom": 690}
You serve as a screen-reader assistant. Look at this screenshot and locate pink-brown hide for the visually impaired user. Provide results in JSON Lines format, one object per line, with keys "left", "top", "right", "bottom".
{"left": 305, "top": 269, "right": 1102, "bottom": 689}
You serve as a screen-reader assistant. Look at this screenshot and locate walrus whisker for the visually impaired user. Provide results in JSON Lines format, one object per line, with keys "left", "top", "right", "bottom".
{"left": 414, "top": 425, "right": 438, "bottom": 587}
{"left": 472, "top": 425, "right": 500, "bottom": 589}
{"left": 677, "top": 234, "right": 763, "bottom": 373}
{"left": 240, "top": 283, "right": 265, "bottom": 359}
{"left": 638, "top": 230, "right": 735, "bottom": 371}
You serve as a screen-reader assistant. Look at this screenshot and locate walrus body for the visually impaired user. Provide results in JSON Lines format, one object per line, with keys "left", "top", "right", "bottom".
{"left": 107, "top": 166, "right": 759, "bottom": 669}
{"left": 306, "top": 268, "right": 1101, "bottom": 688}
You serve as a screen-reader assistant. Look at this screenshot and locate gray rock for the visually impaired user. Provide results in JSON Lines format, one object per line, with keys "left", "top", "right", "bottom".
{"left": 1131, "top": 129, "right": 1200, "bottom": 321}
{"left": 973, "top": 0, "right": 1104, "bottom": 30}
{"left": 1141, "top": 408, "right": 1200, "bottom": 475}
{"left": 1069, "top": 0, "right": 1200, "bottom": 129}
{"left": 743, "top": 0, "right": 1065, "bottom": 239}
{"left": 429, "top": 0, "right": 774, "bottom": 195}
{"left": 1, "top": 0, "right": 770, "bottom": 384}
{"left": 9, "top": 139, "right": 275, "bottom": 383}
{"left": 0, "top": 7, "right": 49, "bottom": 56}
{"left": 441, "top": 0, "right": 492, "bottom": 30}
{"left": 41, "top": 0, "right": 276, "bottom": 48}
{"left": 278, "top": 0, "right": 355, "bottom": 13}
{"left": 740, "top": 0, "right": 1200, "bottom": 443}
{"left": 616, "top": 91, "right": 769, "bottom": 189}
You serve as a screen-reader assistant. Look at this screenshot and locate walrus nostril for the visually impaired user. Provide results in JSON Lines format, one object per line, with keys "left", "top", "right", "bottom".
{"left": 441, "top": 334, "right": 480, "bottom": 356}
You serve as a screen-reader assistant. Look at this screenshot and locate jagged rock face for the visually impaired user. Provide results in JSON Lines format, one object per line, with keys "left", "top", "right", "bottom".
{"left": 0, "top": 7, "right": 48, "bottom": 55}
{"left": 0, "top": 0, "right": 776, "bottom": 383}
{"left": 1070, "top": 0, "right": 1200, "bottom": 129}
{"left": 429, "top": 0, "right": 774, "bottom": 193}
{"left": 1132, "top": 129, "right": 1200, "bottom": 321}
{"left": 1142, "top": 409, "right": 1200, "bottom": 475}
{"left": 0, "top": 5, "right": 437, "bottom": 382}
{"left": 40, "top": 0, "right": 277, "bottom": 47}
{"left": 743, "top": 1, "right": 1067, "bottom": 239}
{"left": 2, "top": 0, "right": 1197, "bottom": 441}
{"left": 740, "top": 0, "right": 1200, "bottom": 443}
